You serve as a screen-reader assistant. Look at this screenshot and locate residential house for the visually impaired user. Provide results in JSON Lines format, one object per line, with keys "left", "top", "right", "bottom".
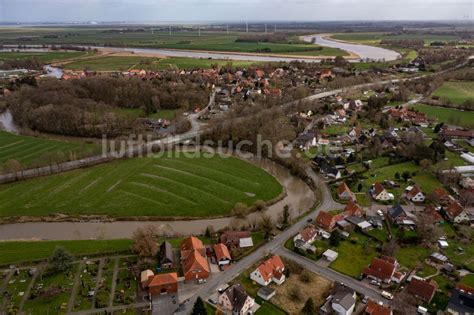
{"left": 407, "top": 278, "right": 438, "bottom": 304}
{"left": 337, "top": 182, "right": 355, "bottom": 201}
{"left": 443, "top": 200, "right": 469, "bottom": 223}
{"left": 316, "top": 211, "right": 343, "bottom": 231}
{"left": 365, "top": 300, "right": 392, "bottom": 315}
{"left": 440, "top": 128, "right": 474, "bottom": 141}
{"left": 446, "top": 285, "right": 474, "bottom": 315}
{"left": 348, "top": 127, "right": 363, "bottom": 140}
{"left": 424, "top": 205, "right": 444, "bottom": 224}
{"left": 293, "top": 225, "right": 317, "bottom": 247}
{"left": 321, "top": 283, "right": 356, "bottom": 315}
{"left": 388, "top": 204, "right": 408, "bottom": 223}
{"left": 220, "top": 231, "right": 253, "bottom": 249}
{"left": 363, "top": 256, "right": 399, "bottom": 283}
{"left": 180, "top": 236, "right": 209, "bottom": 282}
{"left": 214, "top": 243, "right": 232, "bottom": 267}
{"left": 218, "top": 283, "right": 255, "bottom": 315}
{"left": 159, "top": 241, "right": 175, "bottom": 269}
{"left": 320, "top": 69, "right": 332, "bottom": 79}
{"left": 344, "top": 200, "right": 363, "bottom": 217}
{"left": 371, "top": 182, "right": 394, "bottom": 201}
{"left": 349, "top": 99, "right": 363, "bottom": 112}
{"left": 250, "top": 255, "right": 285, "bottom": 286}
{"left": 146, "top": 272, "right": 178, "bottom": 296}
{"left": 405, "top": 186, "right": 425, "bottom": 203}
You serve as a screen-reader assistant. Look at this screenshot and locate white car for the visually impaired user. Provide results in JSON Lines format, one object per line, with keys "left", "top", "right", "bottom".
{"left": 382, "top": 291, "right": 394, "bottom": 300}
{"left": 377, "top": 210, "right": 384, "bottom": 217}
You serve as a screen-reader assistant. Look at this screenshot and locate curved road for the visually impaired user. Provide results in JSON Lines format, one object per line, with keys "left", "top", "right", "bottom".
{"left": 302, "top": 34, "right": 401, "bottom": 61}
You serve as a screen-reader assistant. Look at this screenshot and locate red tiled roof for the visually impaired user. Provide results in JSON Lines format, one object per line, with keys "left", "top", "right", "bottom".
{"left": 366, "top": 299, "right": 392, "bottom": 315}
{"left": 213, "top": 243, "right": 231, "bottom": 261}
{"left": 337, "top": 182, "right": 352, "bottom": 196}
{"left": 442, "top": 129, "right": 474, "bottom": 138}
{"left": 445, "top": 200, "right": 465, "bottom": 219}
{"left": 315, "top": 211, "right": 342, "bottom": 230}
{"left": 433, "top": 187, "right": 449, "bottom": 200}
{"left": 407, "top": 278, "right": 438, "bottom": 302}
{"left": 456, "top": 284, "right": 474, "bottom": 295}
{"left": 363, "top": 257, "right": 396, "bottom": 281}
{"left": 148, "top": 272, "right": 178, "bottom": 288}
{"left": 298, "top": 226, "right": 317, "bottom": 243}
{"left": 344, "top": 200, "right": 362, "bottom": 216}
{"left": 180, "top": 236, "right": 205, "bottom": 258}
{"left": 373, "top": 182, "right": 386, "bottom": 197}
{"left": 220, "top": 231, "right": 251, "bottom": 247}
{"left": 424, "top": 205, "right": 443, "bottom": 223}
{"left": 256, "top": 255, "right": 285, "bottom": 283}
{"left": 406, "top": 186, "right": 423, "bottom": 200}
{"left": 183, "top": 250, "right": 209, "bottom": 275}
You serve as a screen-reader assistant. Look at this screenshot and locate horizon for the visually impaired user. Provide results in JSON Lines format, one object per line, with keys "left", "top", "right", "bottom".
{"left": 0, "top": 0, "right": 473, "bottom": 23}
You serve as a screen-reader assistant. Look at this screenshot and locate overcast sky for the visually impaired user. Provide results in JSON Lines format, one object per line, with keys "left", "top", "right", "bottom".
{"left": 0, "top": 0, "right": 473, "bottom": 22}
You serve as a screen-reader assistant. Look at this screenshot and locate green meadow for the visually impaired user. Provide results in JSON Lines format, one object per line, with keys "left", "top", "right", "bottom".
{"left": 432, "top": 81, "right": 474, "bottom": 105}
{"left": 413, "top": 103, "right": 474, "bottom": 128}
{"left": 0, "top": 154, "right": 282, "bottom": 218}
{"left": 0, "top": 131, "right": 100, "bottom": 170}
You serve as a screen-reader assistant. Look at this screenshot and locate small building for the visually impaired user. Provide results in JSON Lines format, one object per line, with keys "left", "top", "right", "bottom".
{"left": 323, "top": 249, "right": 339, "bottom": 262}
{"left": 250, "top": 255, "right": 285, "bottom": 286}
{"left": 430, "top": 252, "right": 449, "bottom": 264}
{"left": 214, "top": 243, "right": 232, "bottom": 266}
{"left": 363, "top": 256, "right": 399, "bottom": 284}
{"left": 257, "top": 286, "right": 276, "bottom": 301}
{"left": 438, "top": 240, "right": 449, "bottom": 249}
{"left": 140, "top": 269, "right": 154, "bottom": 289}
{"left": 371, "top": 183, "right": 394, "bottom": 201}
{"left": 293, "top": 225, "right": 318, "bottom": 246}
{"left": 337, "top": 182, "right": 355, "bottom": 201}
{"left": 220, "top": 231, "right": 252, "bottom": 249}
{"left": 218, "top": 283, "right": 255, "bottom": 315}
{"left": 159, "top": 241, "right": 175, "bottom": 269}
{"left": 147, "top": 272, "right": 178, "bottom": 296}
{"left": 405, "top": 186, "right": 425, "bottom": 203}
{"left": 407, "top": 278, "right": 438, "bottom": 303}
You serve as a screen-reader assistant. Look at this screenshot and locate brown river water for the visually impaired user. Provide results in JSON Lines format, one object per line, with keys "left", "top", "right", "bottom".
{"left": 0, "top": 157, "right": 315, "bottom": 240}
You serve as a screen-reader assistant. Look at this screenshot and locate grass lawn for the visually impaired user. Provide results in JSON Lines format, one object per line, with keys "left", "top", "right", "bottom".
{"left": 0, "top": 51, "right": 93, "bottom": 64}
{"left": 352, "top": 161, "right": 442, "bottom": 204}
{"left": 329, "top": 233, "right": 378, "bottom": 278}
{"left": 432, "top": 81, "right": 474, "bottom": 105}
{"left": 256, "top": 299, "right": 287, "bottom": 315}
{"left": 416, "top": 264, "right": 438, "bottom": 278}
{"left": 0, "top": 131, "right": 100, "bottom": 171}
{"left": 0, "top": 154, "right": 282, "bottom": 219}
{"left": 395, "top": 246, "right": 431, "bottom": 269}
{"left": 461, "top": 274, "right": 474, "bottom": 288}
{"left": 0, "top": 239, "right": 132, "bottom": 265}
{"left": 413, "top": 103, "right": 474, "bottom": 129}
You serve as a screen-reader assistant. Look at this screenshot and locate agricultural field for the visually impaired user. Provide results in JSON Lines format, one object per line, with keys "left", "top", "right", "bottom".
{"left": 413, "top": 103, "right": 474, "bottom": 128}
{"left": 0, "top": 131, "right": 100, "bottom": 171}
{"left": 0, "top": 239, "right": 132, "bottom": 266}
{"left": 332, "top": 32, "right": 464, "bottom": 45}
{"left": 0, "top": 154, "right": 283, "bottom": 218}
{"left": 0, "top": 28, "right": 348, "bottom": 57}
{"left": 431, "top": 81, "right": 474, "bottom": 105}
{"left": 0, "top": 51, "right": 94, "bottom": 65}
{"left": 63, "top": 55, "right": 264, "bottom": 71}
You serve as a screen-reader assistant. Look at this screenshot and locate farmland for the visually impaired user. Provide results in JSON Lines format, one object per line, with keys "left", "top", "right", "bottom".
{"left": 431, "top": 81, "right": 474, "bottom": 105}
{"left": 412, "top": 103, "right": 474, "bottom": 128}
{"left": 0, "top": 131, "right": 100, "bottom": 171}
{"left": 0, "top": 28, "right": 348, "bottom": 57}
{"left": 0, "top": 154, "right": 282, "bottom": 219}
{"left": 332, "top": 32, "right": 464, "bottom": 45}
{"left": 63, "top": 55, "right": 264, "bottom": 71}
{"left": 0, "top": 51, "right": 94, "bottom": 65}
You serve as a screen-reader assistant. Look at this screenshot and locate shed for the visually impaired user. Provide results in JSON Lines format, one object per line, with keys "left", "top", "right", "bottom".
{"left": 257, "top": 287, "right": 276, "bottom": 301}
{"left": 239, "top": 237, "right": 254, "bottom": 248}
{"left": 323, "top": 249, "right": 339, "bottom": 262}
{"left": 438, "top": 240, "right": 449, "bottom": 249}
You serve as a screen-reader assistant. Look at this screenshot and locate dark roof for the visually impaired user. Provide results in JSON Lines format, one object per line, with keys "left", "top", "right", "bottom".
{"left": 223, "top": 283, "right": 249, "bottom": 313}
{"left": 345, "top": 215, "right": 365, "bottom": 225}
{"left": 447, "top": 288, "right": 474, "bottom": 314}
{"left": 160, "top": 241, "right": 174, "bottom": 265}
{"left": 388, "top": 204, "right": 406, "bottom": 219}
{"left": 257, "top": 286, "right": 275, "bottom": 297}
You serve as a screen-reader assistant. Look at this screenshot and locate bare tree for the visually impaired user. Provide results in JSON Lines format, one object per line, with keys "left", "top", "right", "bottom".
{"left": 131, "top": 226, "right": 158, "bottom": 258}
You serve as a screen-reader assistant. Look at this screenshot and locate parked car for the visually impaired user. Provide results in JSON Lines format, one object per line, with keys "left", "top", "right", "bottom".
{"left": 382, "top": 291, "right": 394, "bottom": 300}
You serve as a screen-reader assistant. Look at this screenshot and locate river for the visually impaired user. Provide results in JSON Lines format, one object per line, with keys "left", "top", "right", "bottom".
{"left": 302, "top": 34, "right": 401, "bottom": 62}
{"left": 0, "top": 157, "right": 316, "bottom": 240}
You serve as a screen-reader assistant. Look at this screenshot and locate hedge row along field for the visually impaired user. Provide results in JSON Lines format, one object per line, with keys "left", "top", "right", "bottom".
{"left": 0, "top": 154, "right": 283, "bottom": 218}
